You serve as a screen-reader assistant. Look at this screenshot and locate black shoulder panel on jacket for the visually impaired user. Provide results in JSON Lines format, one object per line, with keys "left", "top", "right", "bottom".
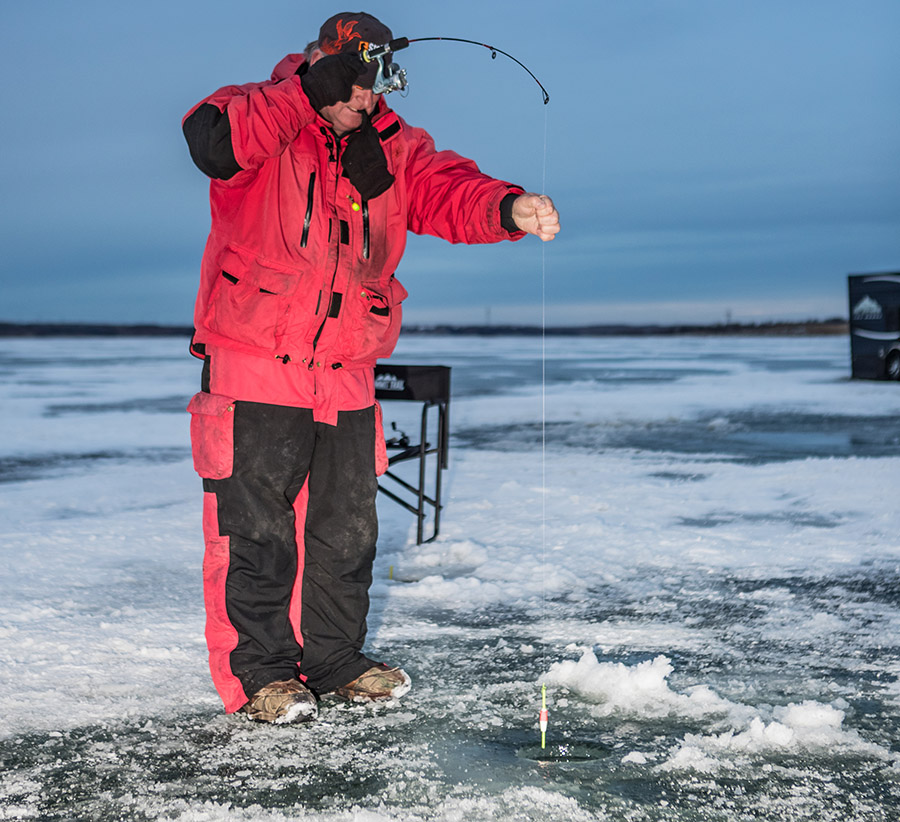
{"left": 182, "top": 103, "right": 243, "bottom": 180}
{"left": 377, "top": 121, "right": 401, "bottom": 142}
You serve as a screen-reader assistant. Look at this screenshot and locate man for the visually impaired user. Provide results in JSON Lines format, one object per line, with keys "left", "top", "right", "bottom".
{"left": 182, "top": 11, "right": 560, "bottom": 724}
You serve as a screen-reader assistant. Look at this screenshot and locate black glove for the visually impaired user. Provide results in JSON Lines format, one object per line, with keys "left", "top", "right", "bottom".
{"left": 301, "top": 53, "right": 364, "bottom": 111}
{"left": 342, "top": 114, "right": 395, "bottom": 200}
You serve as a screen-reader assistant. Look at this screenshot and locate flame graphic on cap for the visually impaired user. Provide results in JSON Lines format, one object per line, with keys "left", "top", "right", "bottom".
{"left": 322, "top": 19, "right": 363, "bottom": 54}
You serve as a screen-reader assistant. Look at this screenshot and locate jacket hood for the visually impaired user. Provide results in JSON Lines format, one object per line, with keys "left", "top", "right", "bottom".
{"left": 272, "top": 53, "right": 306, "bottom": 82}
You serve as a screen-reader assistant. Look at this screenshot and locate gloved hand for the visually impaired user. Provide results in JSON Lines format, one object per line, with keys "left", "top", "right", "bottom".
{"left": 342, "top": 114, "right": 395, "bottom": 200}
{"left": 301, "top": 53, "right": 365, "bottom": 111}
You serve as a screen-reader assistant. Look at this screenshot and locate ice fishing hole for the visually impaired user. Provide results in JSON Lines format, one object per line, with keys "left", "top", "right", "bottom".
{"left": 516, "top": 741, "right": 609, "bottom": 763}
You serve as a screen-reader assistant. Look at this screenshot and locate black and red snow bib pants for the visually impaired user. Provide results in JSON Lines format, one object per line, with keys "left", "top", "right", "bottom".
{"left": 189, "top": 393, "right": 380, "bottom": 712}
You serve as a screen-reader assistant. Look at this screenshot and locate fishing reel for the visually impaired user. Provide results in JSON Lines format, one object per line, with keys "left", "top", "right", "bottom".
{"left": 360, "top": 37, "right": 410, "bottom": 95}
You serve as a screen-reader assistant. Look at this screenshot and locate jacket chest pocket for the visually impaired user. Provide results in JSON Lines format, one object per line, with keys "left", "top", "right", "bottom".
{"left": 332, "top": 276, "right": 408, "bottom": 365}
{"left": 205, "top": 246, "right": 303, "bottom": 350}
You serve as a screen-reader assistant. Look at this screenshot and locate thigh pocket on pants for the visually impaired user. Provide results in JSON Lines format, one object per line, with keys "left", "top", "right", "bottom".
{"left": 374, "top": 401, "right": 388, "bottom": 477}
{"left": 187, "top": 392, "right": 237, "bottom": 479}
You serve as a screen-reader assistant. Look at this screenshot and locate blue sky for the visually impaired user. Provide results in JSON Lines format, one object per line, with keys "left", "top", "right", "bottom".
{"left": 2, "top": 0, "right": 898, "bottom": 326}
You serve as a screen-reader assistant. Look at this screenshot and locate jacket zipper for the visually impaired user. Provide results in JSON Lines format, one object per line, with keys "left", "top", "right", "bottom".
{"left": 300, "top": 171, "right": 316, "bottom": 248}
{"left": 309, "top": 135, "right": 344, "bottom": 369}
{"left": 310, "top": 220, "right": 337, "bottom": 367}
{"left": 362, "top": 200, "right": 369, "bottom": 260}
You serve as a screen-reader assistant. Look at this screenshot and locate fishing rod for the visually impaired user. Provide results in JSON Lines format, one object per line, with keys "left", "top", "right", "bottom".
{"left": 360, "top": 36, "right": 550, "bottom": 104}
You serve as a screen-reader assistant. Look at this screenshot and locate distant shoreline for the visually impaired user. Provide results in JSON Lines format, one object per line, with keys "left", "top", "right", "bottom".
{"left": 0, "top": 320, "right": 849, "bottom": 338}
{"left": 403, "top": 320, "right": 849, "bottom": 337}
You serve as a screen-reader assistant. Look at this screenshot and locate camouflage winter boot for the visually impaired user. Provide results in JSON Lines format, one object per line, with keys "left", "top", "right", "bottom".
{"left": 239, "top": 679, "right": 319, "bottom": 723}
{"left": 329, "top": 665, "right": 412, "bottom": 702}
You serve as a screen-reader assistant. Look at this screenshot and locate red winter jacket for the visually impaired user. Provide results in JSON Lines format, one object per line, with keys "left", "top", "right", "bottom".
{"left": 184, "top": 53, "right": 524, "bottom": 377}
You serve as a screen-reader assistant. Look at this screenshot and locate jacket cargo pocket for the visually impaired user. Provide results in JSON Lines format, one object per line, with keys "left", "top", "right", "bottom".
{"left": 335, "top": 275, "right": 408, "bottom": 364}
{"left": 187, "top": 392, "right": 237, "bottom": 479}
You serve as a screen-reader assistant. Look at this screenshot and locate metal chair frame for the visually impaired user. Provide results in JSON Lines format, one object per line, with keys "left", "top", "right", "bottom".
{"left": 374, "top": 365, "right": 450, "bottom": 544}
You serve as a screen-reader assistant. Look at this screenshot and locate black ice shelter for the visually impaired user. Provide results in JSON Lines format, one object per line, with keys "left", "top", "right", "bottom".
{"left": 848, "top": 272, "right": 900, "bottom": 380}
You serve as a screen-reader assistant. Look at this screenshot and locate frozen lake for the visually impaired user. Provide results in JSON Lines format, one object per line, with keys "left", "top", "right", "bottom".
{"left": 1, "top": 333, "right": 899, "bottom": 820}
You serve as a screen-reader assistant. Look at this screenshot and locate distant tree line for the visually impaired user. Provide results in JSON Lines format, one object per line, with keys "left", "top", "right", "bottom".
{"left": 0, "top": 319, "right": 848, "bottom": 338}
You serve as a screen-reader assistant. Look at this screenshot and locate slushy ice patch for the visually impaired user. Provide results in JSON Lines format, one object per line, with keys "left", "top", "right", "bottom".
{"left": 543, "top": 650, "right": 897, "bottom": 771}
{"left": 454, "top": 412, "right": 900, "bottom": 462}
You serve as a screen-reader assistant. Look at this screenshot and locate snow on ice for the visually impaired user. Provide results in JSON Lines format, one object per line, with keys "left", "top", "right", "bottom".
{"left": 1, "top": 333, "right": 899, "bottom": 820}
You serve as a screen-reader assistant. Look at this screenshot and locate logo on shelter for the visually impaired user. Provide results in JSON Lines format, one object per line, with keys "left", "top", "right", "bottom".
{"left": 375, "top": 372, "right": 406, "bottom": 392}
{"left": 852, "top": 295, "right": 883, "bottom": 321}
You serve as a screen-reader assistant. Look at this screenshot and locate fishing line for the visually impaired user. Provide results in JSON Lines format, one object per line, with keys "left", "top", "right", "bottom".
{"left": 539, "top": 101, "right": 550, "bottom": 751}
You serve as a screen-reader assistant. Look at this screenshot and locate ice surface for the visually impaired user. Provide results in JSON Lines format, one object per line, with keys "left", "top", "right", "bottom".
{"left": 1, "top": 335, "right": 900, "bottom": 820}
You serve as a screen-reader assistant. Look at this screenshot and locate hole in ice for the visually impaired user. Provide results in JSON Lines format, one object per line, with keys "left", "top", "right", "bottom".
{"left": 516, "top": 741, "right": 609, "bottom": 762}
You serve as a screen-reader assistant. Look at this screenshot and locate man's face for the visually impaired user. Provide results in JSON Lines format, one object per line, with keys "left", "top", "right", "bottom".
{"left": 309, "top": 50, "right": 379, "bottom": 136}
{"left": 319, "top": 85, "right": 379, "bottom": 136}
